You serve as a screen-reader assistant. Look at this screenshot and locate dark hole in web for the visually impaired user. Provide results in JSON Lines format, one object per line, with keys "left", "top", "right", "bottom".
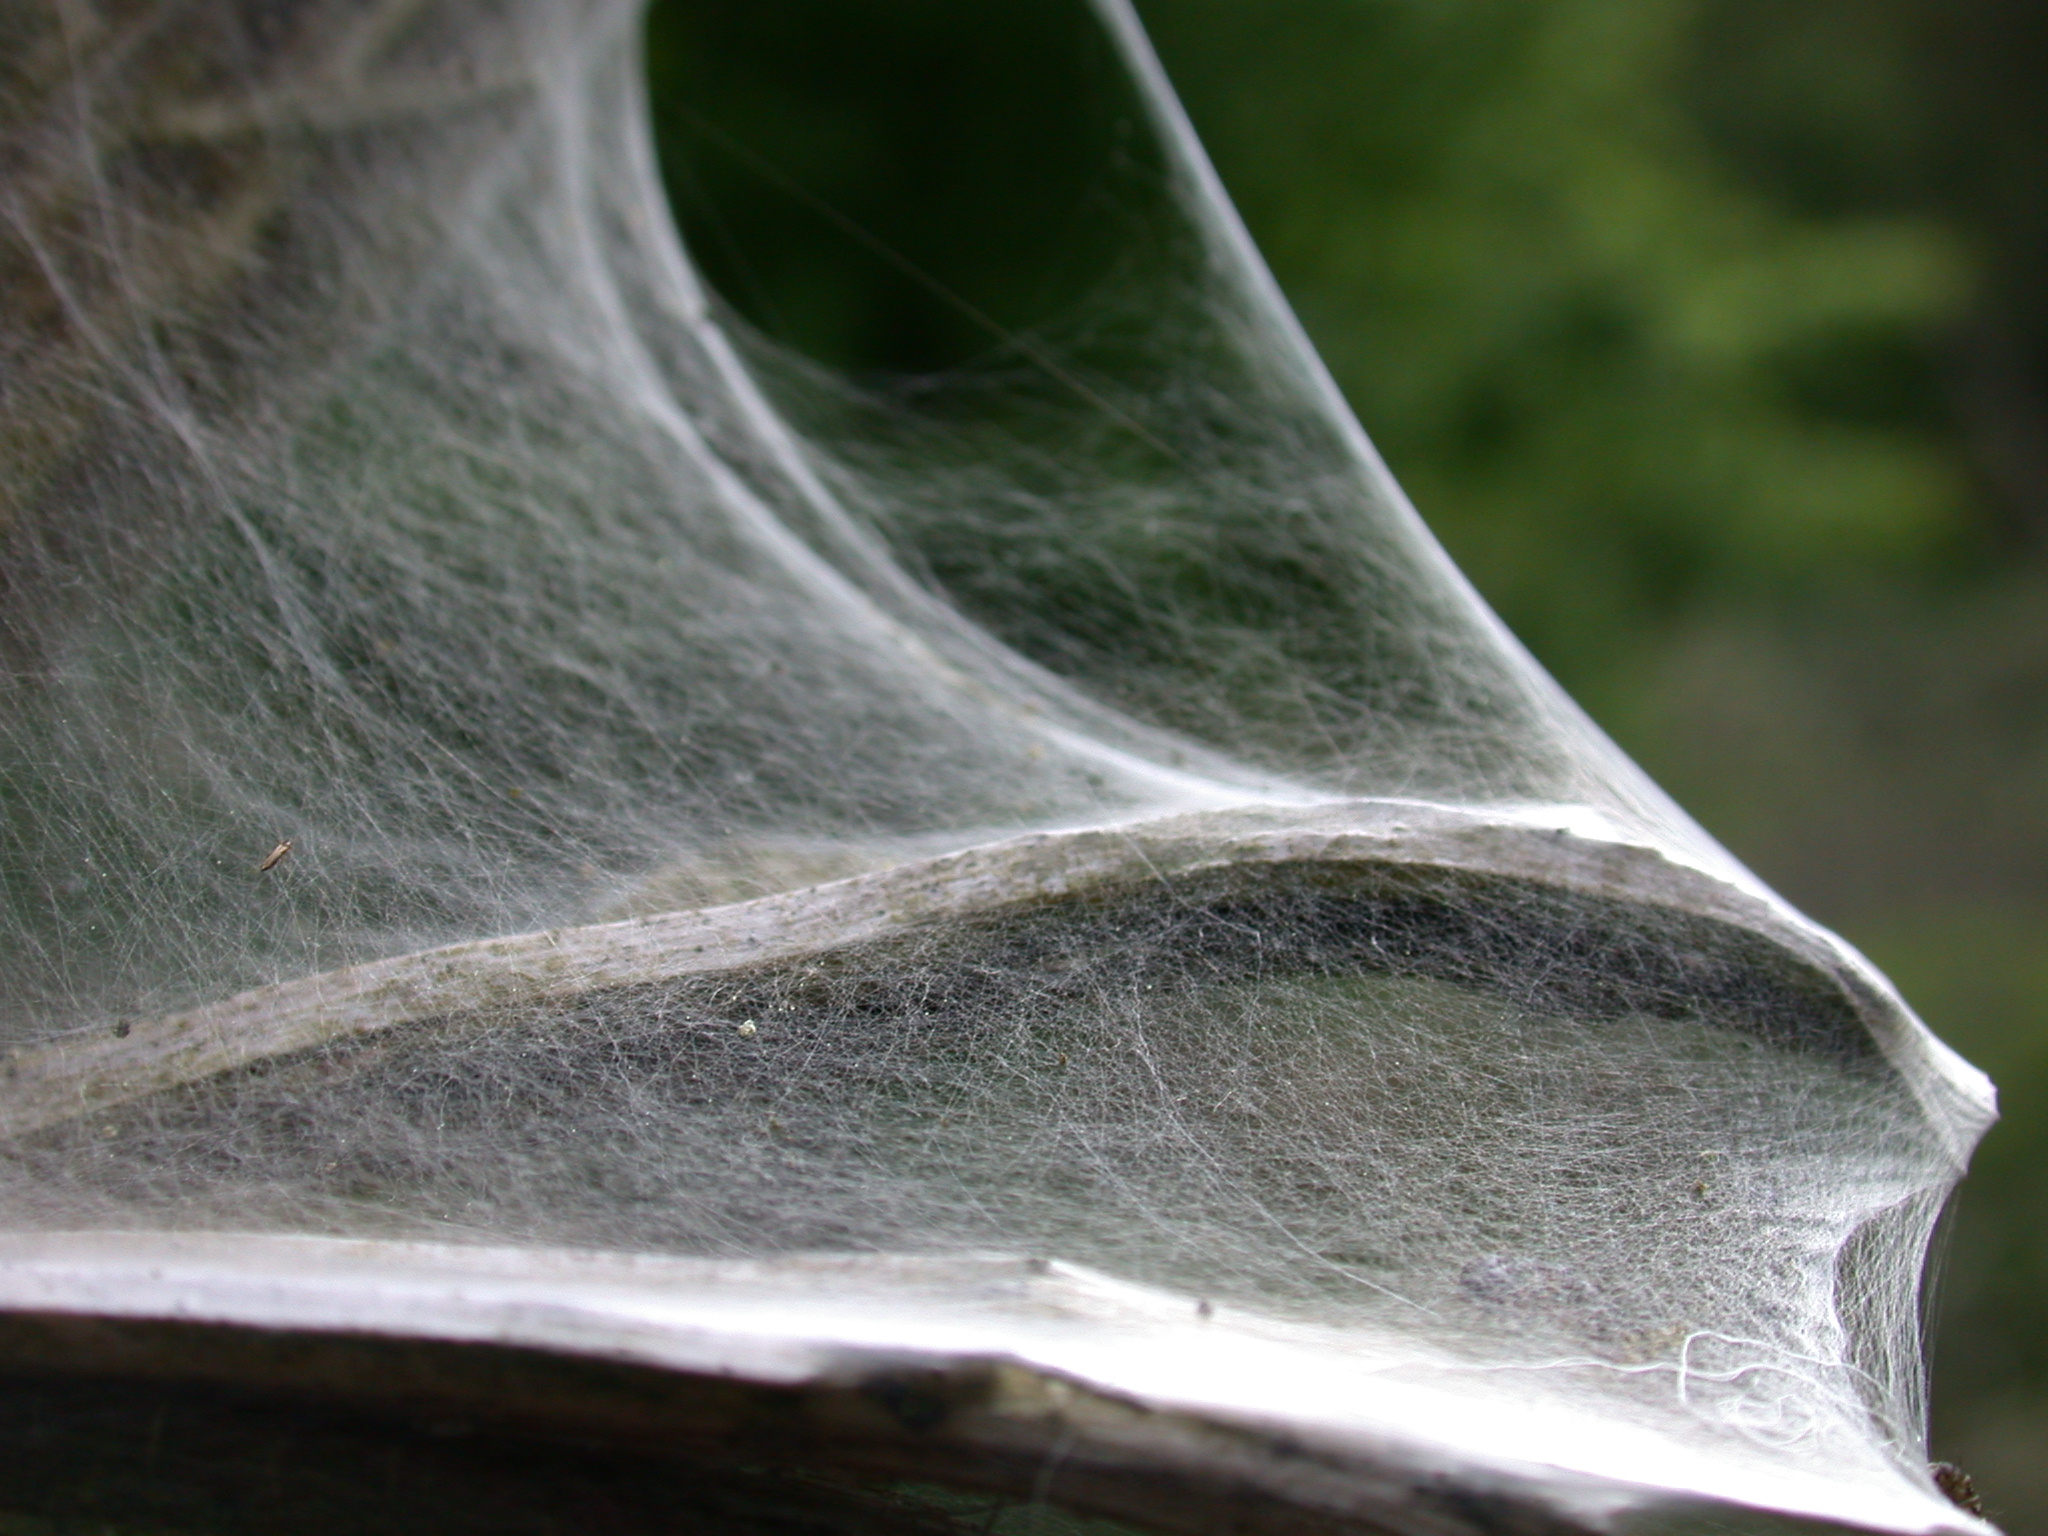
{"left": 645, "top": 0, "right": 1162, "bottom": 378}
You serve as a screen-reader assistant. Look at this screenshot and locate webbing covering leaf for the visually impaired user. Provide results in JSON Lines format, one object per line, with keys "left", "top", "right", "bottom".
{"left": 0, "top": 0, "right": 1996, "bottom": 1532}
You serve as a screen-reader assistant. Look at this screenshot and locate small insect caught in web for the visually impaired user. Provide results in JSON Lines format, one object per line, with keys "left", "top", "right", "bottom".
{"left": 258, "top": 839, "right": 294, "bottom": 873}
{"left": 1931, "top": 1462, "right": 1985, "bottom": 1517}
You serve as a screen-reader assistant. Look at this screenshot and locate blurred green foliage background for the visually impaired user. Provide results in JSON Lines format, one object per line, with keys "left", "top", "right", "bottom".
{"left": 643, "top": 1, "right": 2048, "bottom": 1524}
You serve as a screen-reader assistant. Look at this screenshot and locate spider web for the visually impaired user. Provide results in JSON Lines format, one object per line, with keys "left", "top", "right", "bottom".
{"left": 0, "top": 0, "right": 1996, "bottom": 1531}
